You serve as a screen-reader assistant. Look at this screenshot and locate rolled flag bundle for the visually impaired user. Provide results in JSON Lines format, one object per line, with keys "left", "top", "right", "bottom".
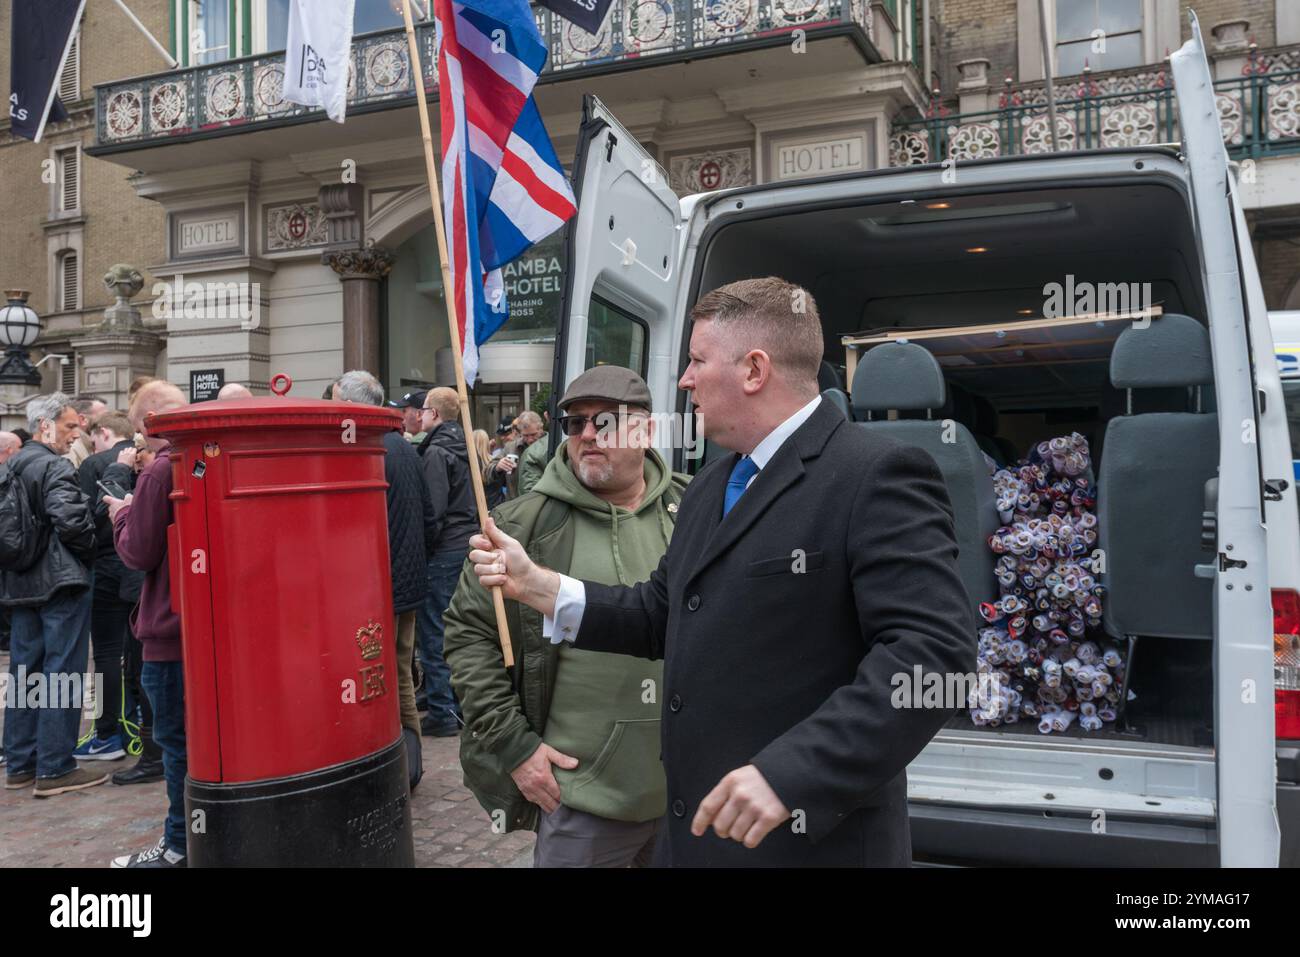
{"left": 972, "top": 433, "right": 1129, "bottom": 733}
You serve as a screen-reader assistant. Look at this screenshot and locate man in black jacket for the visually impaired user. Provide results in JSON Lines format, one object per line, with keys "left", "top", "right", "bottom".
{"left": 334, "top": 371, "right": 431, "bottom": 789}
{"left": 469, "top": 278, "right": 975, "bottom": 866}
{"left": 74, "top": 412, "right": 148, "bottom": 766}
{"left": 2, "top": 392, "right": 105, "bottom": 797}
{"left": 414, "top": 387, "right": 477, "bottom": 737}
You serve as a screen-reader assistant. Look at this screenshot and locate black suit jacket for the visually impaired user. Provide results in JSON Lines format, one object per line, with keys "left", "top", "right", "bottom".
{"left": 575, "top": 399, "right": 975, "bottom": 866}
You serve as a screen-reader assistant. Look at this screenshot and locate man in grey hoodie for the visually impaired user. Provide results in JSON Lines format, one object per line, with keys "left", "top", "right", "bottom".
{"left": 445, "top": 366, "right": 689, "bottom": 867}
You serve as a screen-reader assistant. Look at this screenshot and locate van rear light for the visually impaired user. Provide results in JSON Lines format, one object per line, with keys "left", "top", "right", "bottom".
{"left": 1273, "top": 589, "right": 1300, "bottom": 739}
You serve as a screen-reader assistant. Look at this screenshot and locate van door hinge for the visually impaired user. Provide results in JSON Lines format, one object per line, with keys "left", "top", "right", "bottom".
{"left": 1264, "top": 478, "right": 1290, "bottom": 501}
{"left": 604, "top": 132, "right": 618, "bottom": 162}
{"left": 1219, "top": 552, "right": 1248, "bottom": 572}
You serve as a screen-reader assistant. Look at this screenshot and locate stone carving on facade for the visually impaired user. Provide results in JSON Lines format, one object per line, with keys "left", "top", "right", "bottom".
{"left": 325, "top": 247, "right": 395, "bottom": 281}
{"left": 266, "top": 202, "right": 330, "bottom": 252}
{"left": 319, "top": 184, "right": 367, "bottom": 252}
{"left": 668, "top": 147, "right": 753, "bottom": 193}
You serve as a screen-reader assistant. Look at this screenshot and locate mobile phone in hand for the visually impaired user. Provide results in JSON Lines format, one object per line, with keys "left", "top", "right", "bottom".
{"left": 96, "top": 479, "right": 127, "bottom": 500}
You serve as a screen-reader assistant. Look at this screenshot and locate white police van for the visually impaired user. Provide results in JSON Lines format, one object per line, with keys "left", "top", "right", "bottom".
{"left": 555, "top": 14, "right": 1298, "bottom": 866}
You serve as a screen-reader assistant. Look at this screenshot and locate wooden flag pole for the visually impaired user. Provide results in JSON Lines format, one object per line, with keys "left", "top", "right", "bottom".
{"left": 400, "top": 0, "right": 514, "bottom": 668}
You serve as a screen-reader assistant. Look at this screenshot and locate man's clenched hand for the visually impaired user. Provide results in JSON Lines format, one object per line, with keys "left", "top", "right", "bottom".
{"left": 468, "top": 517, "right": 561, "bottom": 617}
{"left": 691, "top": 765, "right": 791, "bottom": 849}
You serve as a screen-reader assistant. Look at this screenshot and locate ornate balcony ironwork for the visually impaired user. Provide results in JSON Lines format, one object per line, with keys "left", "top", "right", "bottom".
{"left": 94, "top": 0, "right": 875, "bottom": 150}
{"left": 889, "top": 47, "right": 1300, "bottom": 166}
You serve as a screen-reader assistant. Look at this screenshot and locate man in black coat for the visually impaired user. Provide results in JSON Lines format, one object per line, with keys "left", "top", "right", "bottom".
{"left": 74, "top": 411, "right": 144, "bottom": 761}
{"left": 414, "top": 387, "right": 477, "bottom": 737}
{"left": 2, "top": 392, "right": 104, "bottom": 797}
{"left": 335, "top": 371, "right": 431, "bottom": 789}
{"left": 469, "top": 278, "right": 975, "bottom": 866}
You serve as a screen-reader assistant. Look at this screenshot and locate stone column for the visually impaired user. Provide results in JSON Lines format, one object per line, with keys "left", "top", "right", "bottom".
{"left": 326, "top": 248, "right": 394, "bottom": 375}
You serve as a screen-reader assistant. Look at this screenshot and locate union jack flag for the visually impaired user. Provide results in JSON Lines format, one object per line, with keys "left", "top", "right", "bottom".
{"left": 435, "top": 0, "right": 576, "bottom": 386}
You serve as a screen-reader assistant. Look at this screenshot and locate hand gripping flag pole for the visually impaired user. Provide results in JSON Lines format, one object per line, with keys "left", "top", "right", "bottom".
{"left": 400, "top": 0, "right": 514, "bottom": 668}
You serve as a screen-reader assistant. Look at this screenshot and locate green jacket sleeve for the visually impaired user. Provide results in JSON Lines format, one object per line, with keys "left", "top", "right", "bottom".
{"left": 443, "top": 551, "right": 541, "bottom": 780}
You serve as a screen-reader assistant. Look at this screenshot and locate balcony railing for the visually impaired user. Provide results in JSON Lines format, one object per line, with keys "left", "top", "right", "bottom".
{"left": 94, "top": 0, "right": 875, "bottom": 150}
{"left": 890, "top": 51, "right": 1300, "bottom": 166}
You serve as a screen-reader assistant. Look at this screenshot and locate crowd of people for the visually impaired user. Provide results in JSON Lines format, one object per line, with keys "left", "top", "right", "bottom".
{"left": 0, "top": 373, "right": 554, "bottom": 868}
{"left": 3, "top": 277, "right": 975, "bottom": 870}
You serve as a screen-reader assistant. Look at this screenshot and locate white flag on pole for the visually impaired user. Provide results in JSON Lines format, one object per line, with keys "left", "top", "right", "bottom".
{"left": 282, "top": 0, "right": 356, "bottom": 123}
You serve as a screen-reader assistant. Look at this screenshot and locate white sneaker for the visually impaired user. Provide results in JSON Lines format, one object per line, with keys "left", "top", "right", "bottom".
{"left": 111, "top": 835, "right": 185, "bottom": 868}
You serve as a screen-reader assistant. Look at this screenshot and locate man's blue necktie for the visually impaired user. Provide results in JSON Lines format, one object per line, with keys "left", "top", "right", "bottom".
{"left": 723, "top": 455, "right": 759, "bottom": 517}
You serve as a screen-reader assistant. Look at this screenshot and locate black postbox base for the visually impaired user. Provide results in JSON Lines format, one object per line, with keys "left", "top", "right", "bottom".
{"left": 185, "top": 737, "right": 414, "bottom": 867}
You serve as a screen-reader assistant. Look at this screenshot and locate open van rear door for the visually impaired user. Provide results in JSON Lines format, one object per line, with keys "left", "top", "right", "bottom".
{"left": 554, "top": 95, "right": 686, "bottom": 437}
{"left": 1171, "top": 12, "right": 1281, "bottom": 866}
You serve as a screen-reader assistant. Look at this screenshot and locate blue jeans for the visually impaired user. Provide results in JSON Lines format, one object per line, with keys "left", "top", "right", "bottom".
{"left": 415, "top": 550, "right": 466, "bottom": 730}
{"left": 3, "top": 586, "right": 92, "bottom": 778}
{"left": 141, "top": 661, "right": 187, "bottom": 855}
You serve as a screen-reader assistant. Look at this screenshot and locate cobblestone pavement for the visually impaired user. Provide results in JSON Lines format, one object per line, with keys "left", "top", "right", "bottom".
{"left": 0, "top": 652, "right": 534, "bottom": 868}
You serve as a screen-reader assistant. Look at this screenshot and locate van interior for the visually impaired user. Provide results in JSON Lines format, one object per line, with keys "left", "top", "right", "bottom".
{"left": 690, "top": 176, "right": 1217, "bottom": 749}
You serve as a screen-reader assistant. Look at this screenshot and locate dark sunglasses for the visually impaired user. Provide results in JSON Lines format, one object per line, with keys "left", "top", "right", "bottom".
{"left": 558, "top": 411, "right": 648, "bottom": 437}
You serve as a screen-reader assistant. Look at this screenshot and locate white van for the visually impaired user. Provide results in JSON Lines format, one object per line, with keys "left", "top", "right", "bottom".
{"left": 552, "top": 14, "right": 1298, "bottom": 866}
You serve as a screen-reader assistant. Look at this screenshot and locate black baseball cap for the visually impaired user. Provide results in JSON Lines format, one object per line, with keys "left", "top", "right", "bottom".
{"left": 496, "top": 417, "right": 515, "bottom": 435}
{"left": 388, "top": 390, "right": 428, "bottom": 409}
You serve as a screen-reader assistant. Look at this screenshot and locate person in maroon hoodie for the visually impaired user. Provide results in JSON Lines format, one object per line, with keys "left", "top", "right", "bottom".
{"left": 104, "top": 380, "right": 189, "bottom": 869}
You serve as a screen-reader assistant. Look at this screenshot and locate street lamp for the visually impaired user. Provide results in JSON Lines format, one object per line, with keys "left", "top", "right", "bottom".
{"left": 0, "top": 289, "right": 42, "bottom": 387}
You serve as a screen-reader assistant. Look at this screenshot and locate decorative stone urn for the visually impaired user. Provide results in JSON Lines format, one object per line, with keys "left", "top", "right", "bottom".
{"left": 101, "top": 263, "right": 145, "bottom": 330}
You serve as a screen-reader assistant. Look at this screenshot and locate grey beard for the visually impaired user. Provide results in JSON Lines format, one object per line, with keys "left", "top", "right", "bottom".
{"left": 575, "top": 456, "right": 615, "bottom": 489}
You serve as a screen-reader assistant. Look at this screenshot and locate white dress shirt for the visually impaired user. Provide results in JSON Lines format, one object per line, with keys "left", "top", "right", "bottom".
{"left": 544, "top": 395, "right": 823, "bottom": 644}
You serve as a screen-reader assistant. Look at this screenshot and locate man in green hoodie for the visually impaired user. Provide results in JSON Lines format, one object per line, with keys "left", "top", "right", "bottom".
{"left": 443, "top": 366, "right": 688, "bottom": 867}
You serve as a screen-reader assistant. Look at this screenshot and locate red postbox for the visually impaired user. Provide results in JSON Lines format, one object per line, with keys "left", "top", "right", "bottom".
{"left": 147, "top": 375, "right": 413, "bottom": 867}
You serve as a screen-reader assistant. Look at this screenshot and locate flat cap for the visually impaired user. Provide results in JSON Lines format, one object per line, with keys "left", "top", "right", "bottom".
{"left": 559, "top": 365, "right": 652, "bottom": 412}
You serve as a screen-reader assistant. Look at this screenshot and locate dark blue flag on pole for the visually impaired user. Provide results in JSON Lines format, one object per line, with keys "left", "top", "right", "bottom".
{"left": 9, "top": 0, "right": 87, "bottom": 142}
{"left": 531, "top": 0, "right": 615, "bottom": 35}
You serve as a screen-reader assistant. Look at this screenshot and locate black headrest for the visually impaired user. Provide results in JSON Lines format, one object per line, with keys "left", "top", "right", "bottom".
{"left": 851, "top": 341, "right": 946, "bottom": 414}
{"left": 1110, "top": 314, "right": 1213, "bottom": 388}
{"left": 821, "top": 388, "right": 851, "bottom": 420}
